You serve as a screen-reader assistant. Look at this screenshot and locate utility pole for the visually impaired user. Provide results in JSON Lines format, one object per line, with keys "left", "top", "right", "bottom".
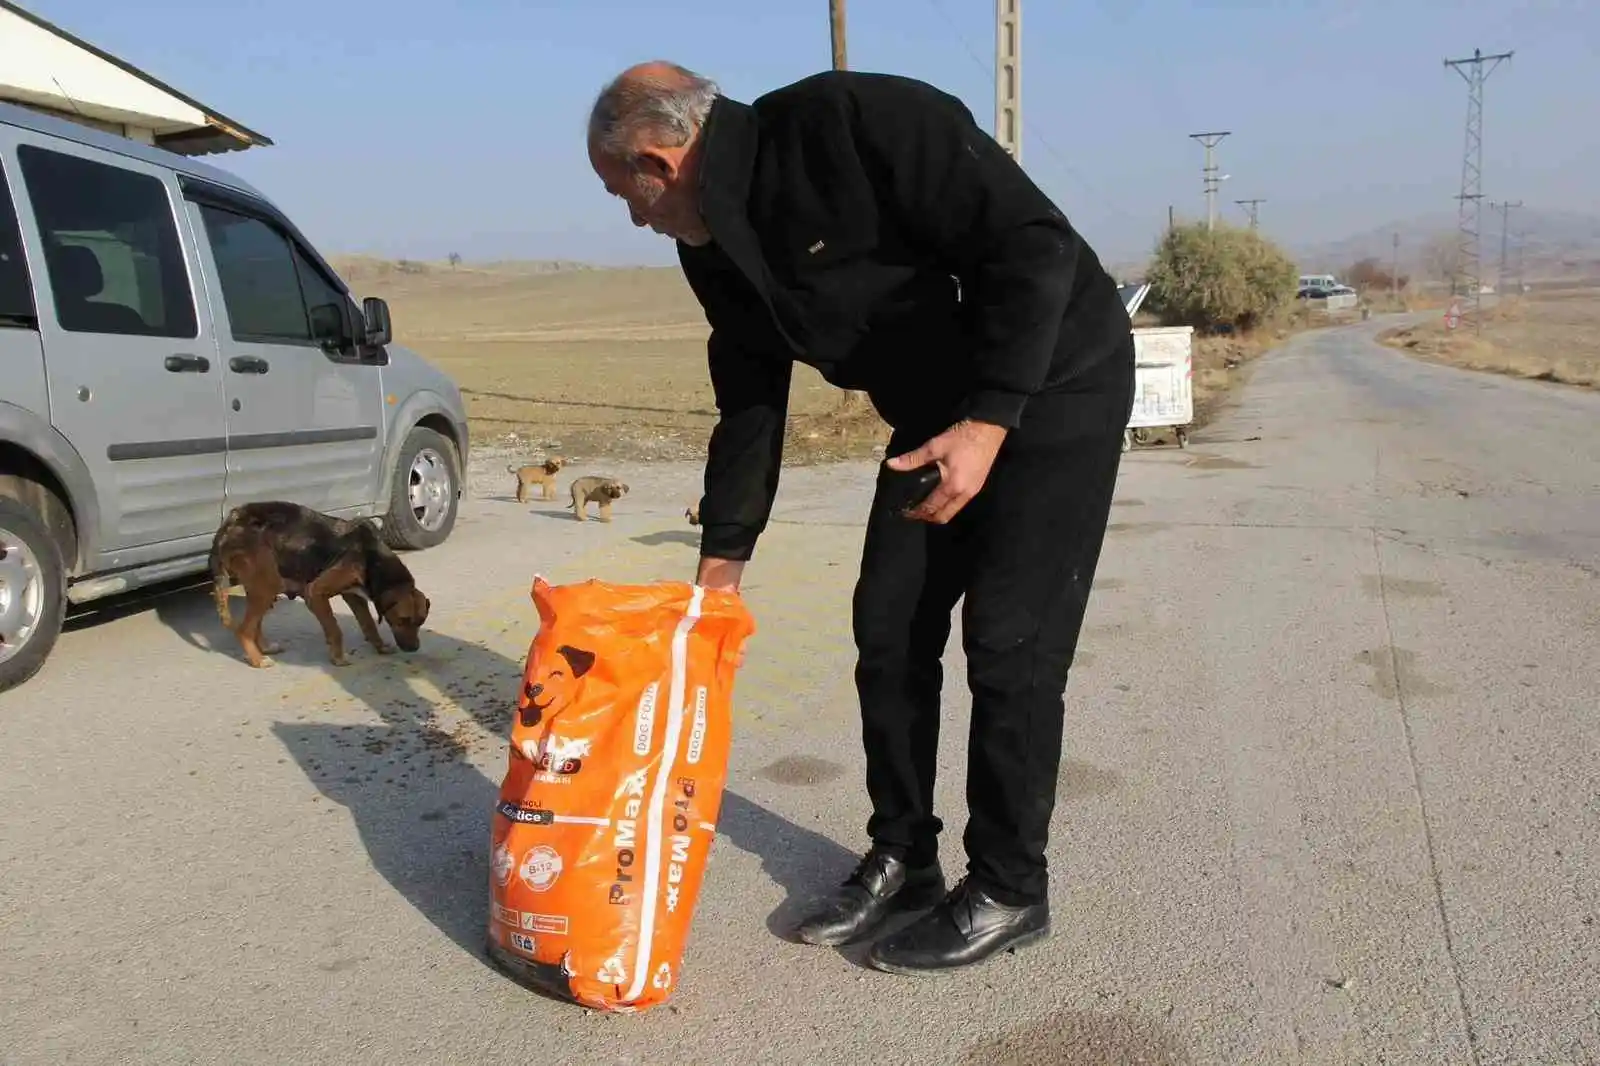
{"left": 1445, "top": 47, "right": 1513, "bottom": 332}
{"left": 1189, "top": 131, "right": 1230, "bottom": 231}
{"left": 1489, "top": 199, "right": 1522, "bottom": 291}
{"left": 1234, "top": 198, "right": 1265, "bottom": 230}
{"left": 1392, "top": 231, "right": 1401, "bottom": 300}
{"left": 1512, "top": 216, "right": 1527, "bottom": 294}
{"left": 829, "top": 0, "right": 868, "bottom": 412}
{"left": 995, "top": 0, "right": 1021, "bottom": 162}
{"left": 829, "top": 0, "right": 847, "bottom": 70}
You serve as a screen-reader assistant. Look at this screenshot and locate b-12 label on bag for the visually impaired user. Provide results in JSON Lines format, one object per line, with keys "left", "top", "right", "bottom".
{"left": 520, "top": 845, "right": 564, "bottom": 892}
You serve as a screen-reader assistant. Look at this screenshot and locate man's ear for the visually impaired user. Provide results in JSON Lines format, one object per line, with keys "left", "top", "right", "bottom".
{"left": 634, "top": 148, "right": 676, "bottom": 181}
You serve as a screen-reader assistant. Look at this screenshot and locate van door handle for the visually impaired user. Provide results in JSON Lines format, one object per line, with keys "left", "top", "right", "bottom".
{"left": 164, "top": 354, "right": 211, "bottom": 373}
{"left": 229, "top": 356, "right": 270, "bottom": 374}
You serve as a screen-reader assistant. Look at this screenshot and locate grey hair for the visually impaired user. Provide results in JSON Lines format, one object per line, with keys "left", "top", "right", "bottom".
{"left": 588, "top": 63, "right": 720, "bottom": 162}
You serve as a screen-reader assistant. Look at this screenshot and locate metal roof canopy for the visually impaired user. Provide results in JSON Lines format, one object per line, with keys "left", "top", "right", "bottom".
{"left": 0, "top": 0, "right": 271, "bottom": 156}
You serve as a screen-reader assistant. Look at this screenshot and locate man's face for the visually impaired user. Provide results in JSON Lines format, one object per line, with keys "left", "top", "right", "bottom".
{"left": 589, "top": 138, "right": 712, "bottom": 247}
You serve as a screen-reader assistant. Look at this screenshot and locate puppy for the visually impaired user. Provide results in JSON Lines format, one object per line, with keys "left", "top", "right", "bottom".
{"left": 685, "top": 503, "right": 701, "bottom": 526}
{"left": 508, "top": 456, "right": 566, "bottom": 503}
{"left": 209, "top": 501, "right": 432, "bottom": 669}
{"left": 567, "top": 476, "right": 629, "bottom": 523}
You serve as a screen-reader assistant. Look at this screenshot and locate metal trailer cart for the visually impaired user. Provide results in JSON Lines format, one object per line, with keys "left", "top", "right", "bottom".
{"left": 1116, "top": 282, "right": 1194, "bottom": 452}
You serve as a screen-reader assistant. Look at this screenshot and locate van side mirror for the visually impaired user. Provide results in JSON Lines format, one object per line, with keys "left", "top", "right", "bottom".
{"left": 362, "top": 296, "right": 392, "bottom": 347}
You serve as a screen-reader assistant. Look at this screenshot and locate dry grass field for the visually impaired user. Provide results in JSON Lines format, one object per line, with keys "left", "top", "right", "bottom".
{"left": 334, "top": 255, "right": 1334, "bottom": 465}
{"left": 335, "top": 256, "right": 885, "bottom": 465}
{"left": 1379, "top": 288, "right": 1600, "bottom": 389}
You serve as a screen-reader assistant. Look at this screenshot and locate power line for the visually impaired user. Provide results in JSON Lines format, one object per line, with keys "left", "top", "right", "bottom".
{"left": 1189, "top": 131, "right": 1230, "bottom": 231}
{"left": 1444, "top": 47, "right": 1513, "bottom": 333}
{"left": 1234, "top": 198, "right": 1265, "bottom": 230}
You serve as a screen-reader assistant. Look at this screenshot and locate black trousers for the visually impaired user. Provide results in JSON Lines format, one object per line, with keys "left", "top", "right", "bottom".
{"left": 851, "top": 425, "right": 1124, "bottom": 906}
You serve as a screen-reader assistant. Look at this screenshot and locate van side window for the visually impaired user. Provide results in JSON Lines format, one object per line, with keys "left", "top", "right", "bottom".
{"left": 0, "top": 161, "right": 36, "bottom": 328}
{"left": 198, "top": 204, "right": 311, "bottom": 342}
{"left": 15, "top": 145, "right": 197, "bottom": 339}
{"left": 198, "top": 205, "right": 355, "bottom": 354}
{"left": 292, "top": 246, "right": 352, "bottom": 350}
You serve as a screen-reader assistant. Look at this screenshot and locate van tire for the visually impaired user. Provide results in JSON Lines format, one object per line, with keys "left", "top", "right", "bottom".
{"left": 0, "top": 495, "right": 67, "bottom": 695}
{"left": 382, "top": 426, "right": 460, "bottom": 551}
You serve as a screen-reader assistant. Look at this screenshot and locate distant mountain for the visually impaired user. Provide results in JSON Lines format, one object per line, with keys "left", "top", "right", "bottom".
{"left": 1296, "top": 209, "right": 1600, "bottom": 283}
{"left": 334, "top": 209, "right": 1600, "bottom": 288}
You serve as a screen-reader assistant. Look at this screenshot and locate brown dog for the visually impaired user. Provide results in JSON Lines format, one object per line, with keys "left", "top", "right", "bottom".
{"left": 568, "top": 476, "right": 629, "bottom": 523}
{"left": 209, "top": 501, "right": 432, "bottom": 668}
{"left": 685, "top": 503, "right": 701, "bottom": 526}
{"left": 508, "top": 457, "right": 566, "bottom": 503}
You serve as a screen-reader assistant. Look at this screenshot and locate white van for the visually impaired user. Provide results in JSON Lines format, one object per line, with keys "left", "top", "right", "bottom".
{"left": 0, "top": 100, "right": 470, "bottom": 692}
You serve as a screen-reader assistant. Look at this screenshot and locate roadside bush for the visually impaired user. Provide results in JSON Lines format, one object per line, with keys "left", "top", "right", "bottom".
{"left": 1145, "top": 222, "right": 1299, "bottom": 333}
{"left": 1347, "top": 256, "right": 1408, "bottom": 293}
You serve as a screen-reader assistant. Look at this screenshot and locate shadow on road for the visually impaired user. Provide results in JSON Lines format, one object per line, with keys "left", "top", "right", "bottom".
{"left": 138, "top": 588, "right": 850, "bottom": 976}
{"left": 632, "top": 530, "right": 701, "bottom": 548}
{"left": 67, "top": 576, "right": 876, "bottom": 974}
{"left": 715, "top": 791, "right": 861, "bottom": 947}
{"left": 264, "top": 631, "right": 520, "bottom": 964}
{"left": 484, "top": 493, "right": 561, "bottom": 506}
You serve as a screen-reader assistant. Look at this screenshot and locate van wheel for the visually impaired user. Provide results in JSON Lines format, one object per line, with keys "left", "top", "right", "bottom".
{"left": 383, "top": 426, "right": 460, "bottom": 551}
{"left": 0, "top": 496, "right": 66, "bottom": 694}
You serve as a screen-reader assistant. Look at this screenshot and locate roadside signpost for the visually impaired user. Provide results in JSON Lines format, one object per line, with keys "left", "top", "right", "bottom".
{"left": 1445, "top": 299, "right": 1463, "bottom": 331}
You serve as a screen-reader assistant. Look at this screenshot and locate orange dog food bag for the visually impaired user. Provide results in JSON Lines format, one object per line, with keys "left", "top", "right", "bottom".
{"left": 485, "top": 576, "right": 755, "bottom": 1013}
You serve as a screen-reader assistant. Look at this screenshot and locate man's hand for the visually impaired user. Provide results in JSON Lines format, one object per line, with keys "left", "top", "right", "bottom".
{"left": 695, "top": 556, "right": 748, "bottom": 667}
{"left": 885, "top": 418, "right": 1009, "bottom": 524}
{"left": 695, "top": 556, "right": 746, "bottom": 594}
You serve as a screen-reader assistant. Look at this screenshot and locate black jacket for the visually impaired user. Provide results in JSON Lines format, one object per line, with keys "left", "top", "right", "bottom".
{"left": 679, "top": 70, "right": 1134, "bottom": 562}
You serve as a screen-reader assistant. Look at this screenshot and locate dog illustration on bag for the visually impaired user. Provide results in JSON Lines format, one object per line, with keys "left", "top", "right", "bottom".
{"left": 518, "top": 644, "right": 597, "bottom": 728}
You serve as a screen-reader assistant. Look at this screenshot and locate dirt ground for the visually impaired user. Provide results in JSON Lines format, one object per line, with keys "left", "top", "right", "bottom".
{"left": 336, "top": 255, "right": 1340, "bottom": 465}
{"left": 1378, "top": 288, "right": 1600, "bottom": 389}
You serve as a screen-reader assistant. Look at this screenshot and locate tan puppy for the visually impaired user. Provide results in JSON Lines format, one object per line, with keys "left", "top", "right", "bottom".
{"left": 508, "top": 457, "right": 566, "bottom": 503}
{"left": 685, "top": 503, "right": 701, "bottom": 526}
{"left": 568, "top": 476, "right": 629, "bottom": 523}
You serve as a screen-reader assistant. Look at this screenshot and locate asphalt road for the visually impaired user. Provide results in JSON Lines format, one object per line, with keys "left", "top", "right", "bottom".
{"left": 2, "top": 319, "right": 1595, "bottom": 1066}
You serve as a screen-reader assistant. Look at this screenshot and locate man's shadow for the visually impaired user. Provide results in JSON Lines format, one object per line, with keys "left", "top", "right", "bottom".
{"left": 715, "top": 791, "right": 864, "bottom": 948}
{"left": 631, "top": 530, "right": 701, "bottom": 548}
{"left": 156, "top": 588, "right": 518, "bottom": 959}
{"left": 153, "top": 585, "right": 857, "bottom": 970}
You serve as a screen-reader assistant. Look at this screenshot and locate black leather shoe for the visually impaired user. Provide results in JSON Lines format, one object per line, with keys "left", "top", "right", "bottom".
{"left": 793, "top": 847, "right": 946, "bottom": 947}
{"left": 866, "top": 878, "right": 1050, "bottom": 975}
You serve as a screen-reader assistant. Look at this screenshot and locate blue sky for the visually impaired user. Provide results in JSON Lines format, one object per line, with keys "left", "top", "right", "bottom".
{"left": 30, "top": 0, "right": 1597, "bottom": 268}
